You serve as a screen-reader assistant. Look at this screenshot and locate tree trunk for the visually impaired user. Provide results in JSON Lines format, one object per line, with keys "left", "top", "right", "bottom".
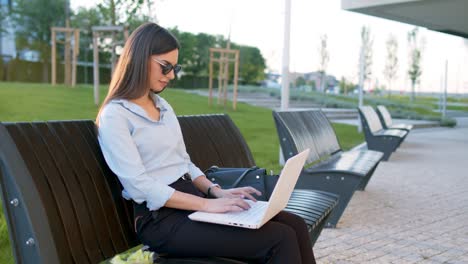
{"left": 410, "top": 81, "right": 415, "bottom": 102}
{"left": 387, "top": 80, "right": 392, "bottom": 98}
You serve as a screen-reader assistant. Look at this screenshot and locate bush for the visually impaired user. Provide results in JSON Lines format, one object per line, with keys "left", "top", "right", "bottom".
{"left": 439, "top": 117, "right": 457, "bottom": 127}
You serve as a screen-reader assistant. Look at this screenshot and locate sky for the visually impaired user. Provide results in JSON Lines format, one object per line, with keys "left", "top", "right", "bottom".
{"left": 72, "top": 0, "right": 468, "bottom": 94}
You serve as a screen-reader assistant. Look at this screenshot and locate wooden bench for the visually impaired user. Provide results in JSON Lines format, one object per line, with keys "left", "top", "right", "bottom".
{"left": 273, "top": 110, "right": 384, "bottom": 228}
{"left": 376, "top": 105, "right": 413, "bottom": 132}
{"left": 0, "top": 114, "right": 337, "bottom": 264}
{"left": 358, "top": 106, "right": 408, "bottom": 161}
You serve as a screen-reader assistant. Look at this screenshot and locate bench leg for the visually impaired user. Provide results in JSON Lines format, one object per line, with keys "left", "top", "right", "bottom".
{"left": 356, "top": 165, "right": 378, "bottom": 191}
{"left": 367, "top": 137, "right": 400, "bottom": 161}
{"left": 295, "top": 172, "right": 362, "bottom": 228}
{"left": 309, "top": 211, "right": 333, "bottom": 245}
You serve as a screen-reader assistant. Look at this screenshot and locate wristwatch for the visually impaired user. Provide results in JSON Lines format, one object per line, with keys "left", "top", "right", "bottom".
{"left": 207, "top": 183, "right": 221, "bottom": 198}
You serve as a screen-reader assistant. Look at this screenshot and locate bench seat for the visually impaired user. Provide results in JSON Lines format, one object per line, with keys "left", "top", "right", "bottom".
{"left": 273, "top": 110, "right": 383, "bottom": 227}
{"left": 309, "top": 149, "right": 383, "bottom": 176}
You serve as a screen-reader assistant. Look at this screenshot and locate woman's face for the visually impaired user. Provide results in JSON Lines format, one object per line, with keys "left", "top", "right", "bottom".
{"left": 148, "top": 49, "right": 179, "bottom": 93}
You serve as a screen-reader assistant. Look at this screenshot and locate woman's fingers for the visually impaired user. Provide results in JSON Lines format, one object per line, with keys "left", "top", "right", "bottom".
{"left": 242, "top": 192, "right": 258, "bottom": 202}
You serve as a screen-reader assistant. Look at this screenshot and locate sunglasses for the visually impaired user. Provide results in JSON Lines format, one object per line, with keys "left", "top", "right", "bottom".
{"left": 152, "top": 58, "right": 182, "bottom": 76}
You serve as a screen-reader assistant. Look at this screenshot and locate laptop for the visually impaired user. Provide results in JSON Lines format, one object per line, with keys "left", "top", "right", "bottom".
{"left": 188, "top": 149, "right": 310, "bottom": 229}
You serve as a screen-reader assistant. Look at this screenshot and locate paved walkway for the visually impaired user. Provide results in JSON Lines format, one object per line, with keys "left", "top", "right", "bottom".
{"left": 314, "top": 118, "right": 468, "bottom": 263}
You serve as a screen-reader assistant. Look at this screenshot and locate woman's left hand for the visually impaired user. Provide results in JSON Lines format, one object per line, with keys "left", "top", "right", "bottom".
{"left": 211, "top": 186, "right": 262, "bottom": 202}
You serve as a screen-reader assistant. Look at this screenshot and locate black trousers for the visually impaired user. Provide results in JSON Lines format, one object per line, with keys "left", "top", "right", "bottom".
{"left": 134, "top": 177, "right": 315, "bottom": 264}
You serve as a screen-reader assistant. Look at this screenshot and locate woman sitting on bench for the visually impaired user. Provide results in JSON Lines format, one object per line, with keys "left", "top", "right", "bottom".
{"left": 96, "top": 22, "right": 315, "bottom": 264}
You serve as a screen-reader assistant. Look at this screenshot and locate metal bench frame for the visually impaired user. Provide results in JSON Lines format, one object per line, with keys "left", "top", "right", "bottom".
{"left": 273, "top": 110, "right": 383, "bottom": 228}
{"left": 358, "top": 106, "right": 408, "bottom": 161}
{"left": 0, "top": 114, "right": 337, "bottom": 264}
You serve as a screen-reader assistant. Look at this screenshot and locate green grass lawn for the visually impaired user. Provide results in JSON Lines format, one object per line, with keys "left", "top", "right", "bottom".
{"left": 0, "top": 82, "right": 364, "bottom": 263}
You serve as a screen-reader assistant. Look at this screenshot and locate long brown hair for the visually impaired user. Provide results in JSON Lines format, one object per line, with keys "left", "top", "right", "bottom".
{"left": 96, "top": 22, "right": 180, "bottom": 125}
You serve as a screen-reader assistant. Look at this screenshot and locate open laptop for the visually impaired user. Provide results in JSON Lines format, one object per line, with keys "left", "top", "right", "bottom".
{"left": 188, "top": 149, "right": 310, "bottom": 229}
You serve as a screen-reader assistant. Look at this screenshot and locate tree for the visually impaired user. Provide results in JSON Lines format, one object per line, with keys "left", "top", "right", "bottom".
{"left": 170, "top": 29, "right": 266, "bottom": 84}
{"left": 358, "top": 26, "right": 373, "bottom": 108}
{"left": 295, "top": 76, "right": 306, "bottom": 87}
{"left": 383, "top": 34, "right": 398, "bottom": 98}
{"left": 339, "top": 77, "right": 356, "bottom": 95}
{"left": 97, "top": 0, "right": 149, "bottom": 26}
{"left": 237, "top": 45, "right": 266, "bottom": 84}
{"left": 360, "top": 26, "right": 373, "bottom": 85}
{"left": 0, "top": 1, "right": 11, "bottom": 34}
{"left": 71, "top": 7, "right": 106, "bottom": 61}
{"left": 317, "top": 34, "right": 329, "bottom": 93}
{"left": 407, "top": 27, "right": 424, "bottom": 102}
{"left": 11, "top": 0, "right": 67, "bottom": 82}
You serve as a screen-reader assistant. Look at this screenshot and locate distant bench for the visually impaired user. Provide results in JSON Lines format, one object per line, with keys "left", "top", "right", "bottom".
{"left": 0, "top": 114, "right": 338, "bottom": 264}
{"left": 376, "top": 105, "right": 413, "bottom": 132}
{"left": 358, "top": 106, "right": 408, "bottom": 161}
{"left": 273, "top": 109, "right": 384, "bottom": 228}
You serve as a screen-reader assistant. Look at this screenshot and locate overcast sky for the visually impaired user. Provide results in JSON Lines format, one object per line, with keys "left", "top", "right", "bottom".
{"left": 72, "top": 0, "right": 468, "bottom": 93}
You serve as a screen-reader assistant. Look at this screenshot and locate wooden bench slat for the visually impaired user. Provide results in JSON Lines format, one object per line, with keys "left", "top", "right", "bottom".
{"left": 5, "top": 124, "right": 75, "bottom": 263}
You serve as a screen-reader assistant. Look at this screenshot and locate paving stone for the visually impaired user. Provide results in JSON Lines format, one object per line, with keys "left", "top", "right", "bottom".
{"left": 313, "top": 123, "right": 468, "bottom": 263}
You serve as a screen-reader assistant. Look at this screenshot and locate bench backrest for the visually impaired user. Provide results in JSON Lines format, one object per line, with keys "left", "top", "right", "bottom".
{"left": 358, "top": 106, "right": 383, "bottom": 133}
{"left": 178, "top": 114, "right": 256, "bottom": 170}
{"left": 376, "top": 105, "right": 393, "bottom": 127}
{"left": 273, "top": 110, "right": 341, "bottom": 164}
{"left": 0, "top": 114, "right": 255, "bottom": 264}
{"left": 0, "top": 120, "right": 138, "bottom": 264}
{"left": 308, "top": 111, "right": 342, "bottom": 157}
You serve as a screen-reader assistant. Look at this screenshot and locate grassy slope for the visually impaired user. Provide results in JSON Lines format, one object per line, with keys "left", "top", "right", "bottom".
{"left": 0, "top": 82, "right": 363, "bottom": 263}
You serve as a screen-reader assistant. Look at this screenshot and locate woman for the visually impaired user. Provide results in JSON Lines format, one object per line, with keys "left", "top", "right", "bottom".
{"left": 97, "top": 22, "right": 315, "bottom": 264}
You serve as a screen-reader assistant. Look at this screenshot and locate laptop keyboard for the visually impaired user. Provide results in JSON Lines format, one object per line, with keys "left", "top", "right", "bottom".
{"left": 211, "top": 200, "right": 269, "bottom": 223}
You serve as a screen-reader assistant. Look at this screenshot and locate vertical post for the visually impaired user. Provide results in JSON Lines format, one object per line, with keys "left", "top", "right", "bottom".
{"left": 64, "top": 30, "right": 71, "bottom": 86}
{"left": 357, "top": 43, "right": 366, "bottom": 132}
{"left": 123, "top": 27, "right": 129, "bottom": 40}
{"left": 279, "top": 0, "right": 292, "bottom": 165}
{"left": 280, "top": 0, "right": 291, "bottom": 111}
{"left": 93, "top": 31, "right": 100, "bottom": 106}
{"left": 443, "top": 60, "right": 448, "bottom": 118}
{"left": 223, "top": 52, "right": 229, "bottom": 108}
{"left": 233, "top": 51, "right": 239, "bottom": 110}
{"left": 111, "top": 32, "right": 116, "bottom": 74}
{"left": 358, "top": 45, "right": 365, "bottom": 108}
{"left": 208, "top": 50, "right": 213, "bottom": 106}
{"left": 51, "top": 29, "right": 56, "bottom": 86}
{"left": 71, "top": 29, "right": 79, "bottom": 87}
{"left": 217, "top": 53, "right": 223, "bottom": 105}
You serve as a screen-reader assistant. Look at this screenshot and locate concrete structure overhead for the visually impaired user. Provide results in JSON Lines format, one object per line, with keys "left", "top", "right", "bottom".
{"left": 342, "top": 0, "right": 468, "bottom": 39}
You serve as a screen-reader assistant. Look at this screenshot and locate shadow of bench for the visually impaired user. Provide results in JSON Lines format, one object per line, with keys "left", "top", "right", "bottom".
{"left": 376, "top": 105, "right": 413, "bottom": 132}
{"left": 0, "top": 114, "right": 337, "bottom": 264}
{"left": 272, "top": 110, "right": 384, "bottom": 228}
{"left": 358, "top": 106, "right": 408, "bottom": 161}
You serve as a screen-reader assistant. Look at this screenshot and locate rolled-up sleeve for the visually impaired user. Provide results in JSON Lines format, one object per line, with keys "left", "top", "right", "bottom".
{"left": 98, "top": 106, "right": 175, "bottom": 210}
{"left": 187, "top": 162, "right": 204, "bottom": 181}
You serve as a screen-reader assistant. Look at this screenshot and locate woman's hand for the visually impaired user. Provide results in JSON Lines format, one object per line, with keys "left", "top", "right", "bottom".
{"left": 210, "top": 186, "right": 262, "bottom": 202}
{"left": 201, "top": 197, "right": 252, "bottom": 213}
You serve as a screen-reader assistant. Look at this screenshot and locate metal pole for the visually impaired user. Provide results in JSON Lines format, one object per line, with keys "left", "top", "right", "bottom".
{"left": 443, "top": 60, "right": 448, "bottom": 118}
{"left": 279, "top": 0, "right": 291, "bottom": 165}
{"left": 358, "top": 45, "right": 365, "bottom": 108}
{"left": 357, "top": 43, "right": 366, "bottom": 132}
{"left": 280, "top": 0, "right": 291, "bottom": 111}
{"left": 93, "top": 32, "right": 99, "bottom": 106}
